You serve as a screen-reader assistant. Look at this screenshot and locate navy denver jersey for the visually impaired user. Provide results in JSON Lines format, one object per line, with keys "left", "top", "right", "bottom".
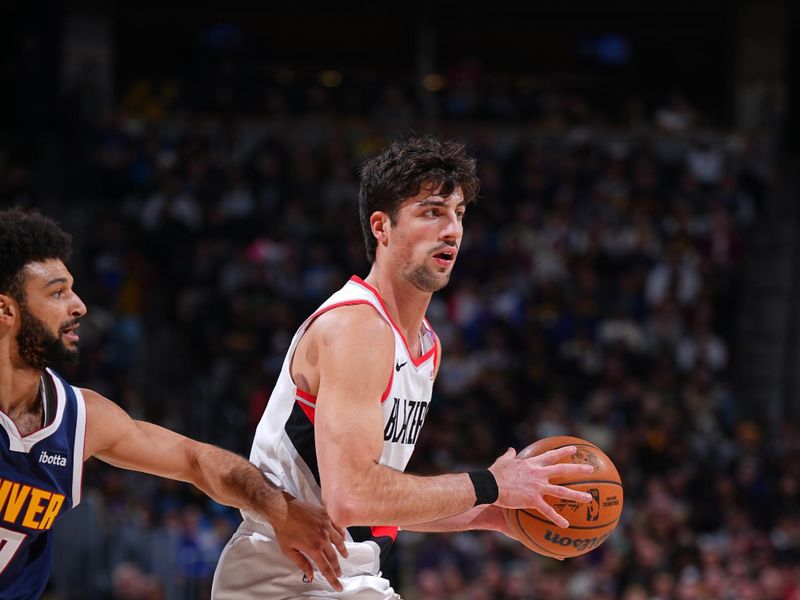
{"left": 0, "top": 368, "right": 86, "bottom": 600}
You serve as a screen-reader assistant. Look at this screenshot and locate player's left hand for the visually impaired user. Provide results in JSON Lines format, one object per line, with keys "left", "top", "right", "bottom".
{"left": 271, "top": 492, "right": 349, "bottom": 591}
{"left": 490, "top": 503, "right": 568, "bottom": 561}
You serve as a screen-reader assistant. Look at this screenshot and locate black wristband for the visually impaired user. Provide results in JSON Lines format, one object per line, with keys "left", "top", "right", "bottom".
{"left": 468, "top": 469, "right": 499, "bottom": 506}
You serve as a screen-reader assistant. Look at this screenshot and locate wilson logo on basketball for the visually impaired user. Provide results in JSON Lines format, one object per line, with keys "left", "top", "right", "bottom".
{"left": 543, "top": 529, "right": 612, "bottom": 553}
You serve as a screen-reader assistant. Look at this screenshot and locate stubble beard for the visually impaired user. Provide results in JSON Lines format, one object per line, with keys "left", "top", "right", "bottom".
{"left": 404, "top": 264, "right": 450, "bottom": 293}
{"left": 16, "top": 304, "right": 80, "bottom": 372}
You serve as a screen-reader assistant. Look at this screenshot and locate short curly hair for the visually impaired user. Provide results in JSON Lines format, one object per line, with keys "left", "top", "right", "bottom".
{"left": 0, "top": 208, "right": 73, "bottom": 301}
{"left": 358, "top": 136, "right": 480, "bottom": 263}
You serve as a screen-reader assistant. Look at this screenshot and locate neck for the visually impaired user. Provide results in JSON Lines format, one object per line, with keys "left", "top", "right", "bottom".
{"left": 363, "top": 265, "right": 432, "bottom": 355}
{"left": 0, "top": 349, "right": 43, "bottom": 415}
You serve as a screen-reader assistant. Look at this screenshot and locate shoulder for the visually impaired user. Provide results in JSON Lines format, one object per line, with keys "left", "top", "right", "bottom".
{"left": 79, "top": 388, "right": 133, "bottom": 456}
{"left": 309, "top": 302, "right": 393, "bottom": 349}
{"left": 79, "top": 387, "right": 102, "bottom": 403}
{"left": 79, "top": 387, "right": 113, "bottom": 414}
{"left": 79, "top": 387, "right": 102, "bottom": 414}
{"left": 80, "top": 387, "right": 129, "bottom": 428}
{"left": 308, "top": 304, "right": 395, "bottom": 385}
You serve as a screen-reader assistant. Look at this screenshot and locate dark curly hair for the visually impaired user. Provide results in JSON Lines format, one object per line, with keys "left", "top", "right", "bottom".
{"left": 0, "top": 208, "right": 73, "bottom": 301}
{"left": 358, "top": 136, "right": 480, "bottom": 263}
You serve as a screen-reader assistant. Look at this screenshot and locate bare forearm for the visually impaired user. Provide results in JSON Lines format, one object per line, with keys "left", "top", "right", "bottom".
{"left": 190, "top": 442, "right": 286, "bottom": 521}
{"left": 404, "top": 505, "right": 507, "bottom": 533}
{"left": 324, "top": 464, "right": 478, "bottom": 527}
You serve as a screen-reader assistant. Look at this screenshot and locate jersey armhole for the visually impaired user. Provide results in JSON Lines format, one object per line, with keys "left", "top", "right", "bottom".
{"left": 290, "top": 300, "right": 396, "bottom": 404}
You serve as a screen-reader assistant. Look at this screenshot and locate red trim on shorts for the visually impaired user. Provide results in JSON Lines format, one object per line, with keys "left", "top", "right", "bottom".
{"left": 370, "top": 525, "right": 398, "bottom": 540}
{"left": 349, "top": 276, "right": 437, "bottom": 368}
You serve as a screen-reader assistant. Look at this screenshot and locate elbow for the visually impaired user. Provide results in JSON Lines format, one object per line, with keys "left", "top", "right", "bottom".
{"left": 319, "top": 459, "right": 378, "bottom": 526}
{"left": 182, "top": 441, "right": 208, "bottom": 489}
{"left": 322, "top": 486, "right": 362, "bottom": 528}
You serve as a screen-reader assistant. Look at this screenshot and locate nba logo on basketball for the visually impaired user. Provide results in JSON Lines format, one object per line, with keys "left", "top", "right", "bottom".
{"left": 586, "top": 488, "right": 600, "bottom": 522}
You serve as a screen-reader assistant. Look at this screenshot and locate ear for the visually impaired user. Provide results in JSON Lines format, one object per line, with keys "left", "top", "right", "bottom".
{"left": 370, "top": 211, "right": 390, "bottom": 248}
{"left": 0, "top": 293, "right": 18, "bottom": 327}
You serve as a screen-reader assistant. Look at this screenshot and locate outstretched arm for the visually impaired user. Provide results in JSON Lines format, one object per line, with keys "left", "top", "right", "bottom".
{"left": 312, "top": 306, "right": 594, "bottom": 529}
{"left": 82, "top": 389, "right": 348, "bottom": 591}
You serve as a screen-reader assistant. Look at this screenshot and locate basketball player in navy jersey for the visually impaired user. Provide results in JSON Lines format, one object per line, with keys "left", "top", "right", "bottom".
{"left": 212, "top": 136, "right": 595, "bottom": 598}
{"left": 0, "top": 208, "right": 348, "bottom": 600}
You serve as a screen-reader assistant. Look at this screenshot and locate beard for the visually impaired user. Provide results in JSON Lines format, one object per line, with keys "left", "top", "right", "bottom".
{"left": 404, "top": 264, "right": 450, "bottom": 292}
{"left": 16, "top": 305, "right": 80, "bottom": 372}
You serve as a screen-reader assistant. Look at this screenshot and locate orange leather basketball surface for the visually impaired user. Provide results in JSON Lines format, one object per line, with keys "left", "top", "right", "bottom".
{"left": 502, "top": 435, "right": 623, "bottom": 559}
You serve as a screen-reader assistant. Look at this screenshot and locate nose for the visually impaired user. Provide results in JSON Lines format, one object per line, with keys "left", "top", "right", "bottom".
{"left": 70, "top": 293, "right": 88, "bottom": 318}
{"left": 440, "top": 210, "right": 462, "bottom": 244}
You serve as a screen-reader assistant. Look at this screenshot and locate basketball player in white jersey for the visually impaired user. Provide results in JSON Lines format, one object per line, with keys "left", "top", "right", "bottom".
{"left": 212, "top": 137, "right": 595, "bottom": 598}
{"left": 0, "top": 208, "right": 347, "bottom": 598}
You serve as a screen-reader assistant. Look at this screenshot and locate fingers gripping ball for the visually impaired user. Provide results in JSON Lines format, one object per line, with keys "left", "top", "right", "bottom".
{"left": 503, "top": 436, "right": 623, "bottom": 559}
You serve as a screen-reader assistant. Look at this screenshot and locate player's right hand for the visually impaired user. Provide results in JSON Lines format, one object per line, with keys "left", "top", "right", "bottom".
{"left": 272, "top": 493, "right": 349, "bottom": 592}
{"left": 488, "top": 446, "right": 595, "bottom": 529}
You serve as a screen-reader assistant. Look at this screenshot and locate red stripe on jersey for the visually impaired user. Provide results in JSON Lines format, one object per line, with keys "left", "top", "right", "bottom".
{"left": 296, "top": 387, "right": 316, "bottom": 404}
{"left": 370, "top": 525, "right": 398, "bottom": 540}
{"left": 306, "top": 300, "right": 378, "bottom": 329}
{"left": 349, "top": 276, "right": 437, "bottom": 368}
{"left": 295, "top": 396, "right": 316, "bottom": 424}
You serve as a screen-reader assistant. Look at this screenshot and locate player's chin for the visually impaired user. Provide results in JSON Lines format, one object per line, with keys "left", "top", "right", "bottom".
{"left": 432, "top": 260, "right": 454, "bottom": 274}
{"left": 432, "top": 272, "right": 451, "bottom": 291}
{"left": 60, "top": 339, "right": 81, "bottom": 358}
{"left": 60, "top": 337, "right": 79, "bottom": 350}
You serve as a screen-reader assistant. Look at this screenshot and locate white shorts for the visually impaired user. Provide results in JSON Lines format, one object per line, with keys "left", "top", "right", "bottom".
{"left": 211, "top": 520, "right": 402, "bottom": 599}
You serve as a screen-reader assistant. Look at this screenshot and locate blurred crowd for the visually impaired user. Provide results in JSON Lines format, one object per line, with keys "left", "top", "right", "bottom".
{"left": 2, "top": 76, "right": 798, "bottom": 600}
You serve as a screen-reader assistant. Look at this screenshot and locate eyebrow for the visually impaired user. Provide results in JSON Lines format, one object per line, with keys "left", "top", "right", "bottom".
{"left": 43, "top": 277, "right": 69, "bottom": 288}
{"left": 415, "top": 198, "right": 467, "bottom": 208}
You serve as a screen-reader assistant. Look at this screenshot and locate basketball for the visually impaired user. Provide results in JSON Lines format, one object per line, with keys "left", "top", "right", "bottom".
{"left": 502, "top": 436, "right": 623, "bottom": 559}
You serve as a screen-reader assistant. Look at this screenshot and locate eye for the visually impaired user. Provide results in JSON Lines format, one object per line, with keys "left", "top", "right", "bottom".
{"left": 424, "top": 208, "right": 439, "bottom": 218}
{"left": 52, "top": 289, "right": 64, "bottom": 299}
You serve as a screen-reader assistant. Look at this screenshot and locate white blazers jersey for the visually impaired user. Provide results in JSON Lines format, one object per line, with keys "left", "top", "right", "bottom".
{"left": 244, "top": 275, "right": 438, "bottom": 571}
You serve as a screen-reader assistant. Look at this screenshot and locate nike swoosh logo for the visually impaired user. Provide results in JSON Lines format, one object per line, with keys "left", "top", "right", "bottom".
{"left": 395, "top": 361, "right": 407, "bottom": 372}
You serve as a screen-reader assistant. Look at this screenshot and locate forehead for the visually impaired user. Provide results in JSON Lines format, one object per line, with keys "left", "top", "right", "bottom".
{"left": 21, "top": 260, "right": 72, "bottom": 288}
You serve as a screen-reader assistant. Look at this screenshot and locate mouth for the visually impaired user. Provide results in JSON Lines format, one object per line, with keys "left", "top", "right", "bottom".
{"left": 60, "top": 324, "right": 80, "bottom": 343}
{"left": 432, "top": 249, "right": 457, "bottom": 267}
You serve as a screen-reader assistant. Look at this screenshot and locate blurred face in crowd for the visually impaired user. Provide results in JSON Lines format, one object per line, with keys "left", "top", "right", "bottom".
{"left": 6, "top": 260, "right": 87, "bottom": 371}
{"left": 377, "top": 184, "right": 465, "bottom": 292}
